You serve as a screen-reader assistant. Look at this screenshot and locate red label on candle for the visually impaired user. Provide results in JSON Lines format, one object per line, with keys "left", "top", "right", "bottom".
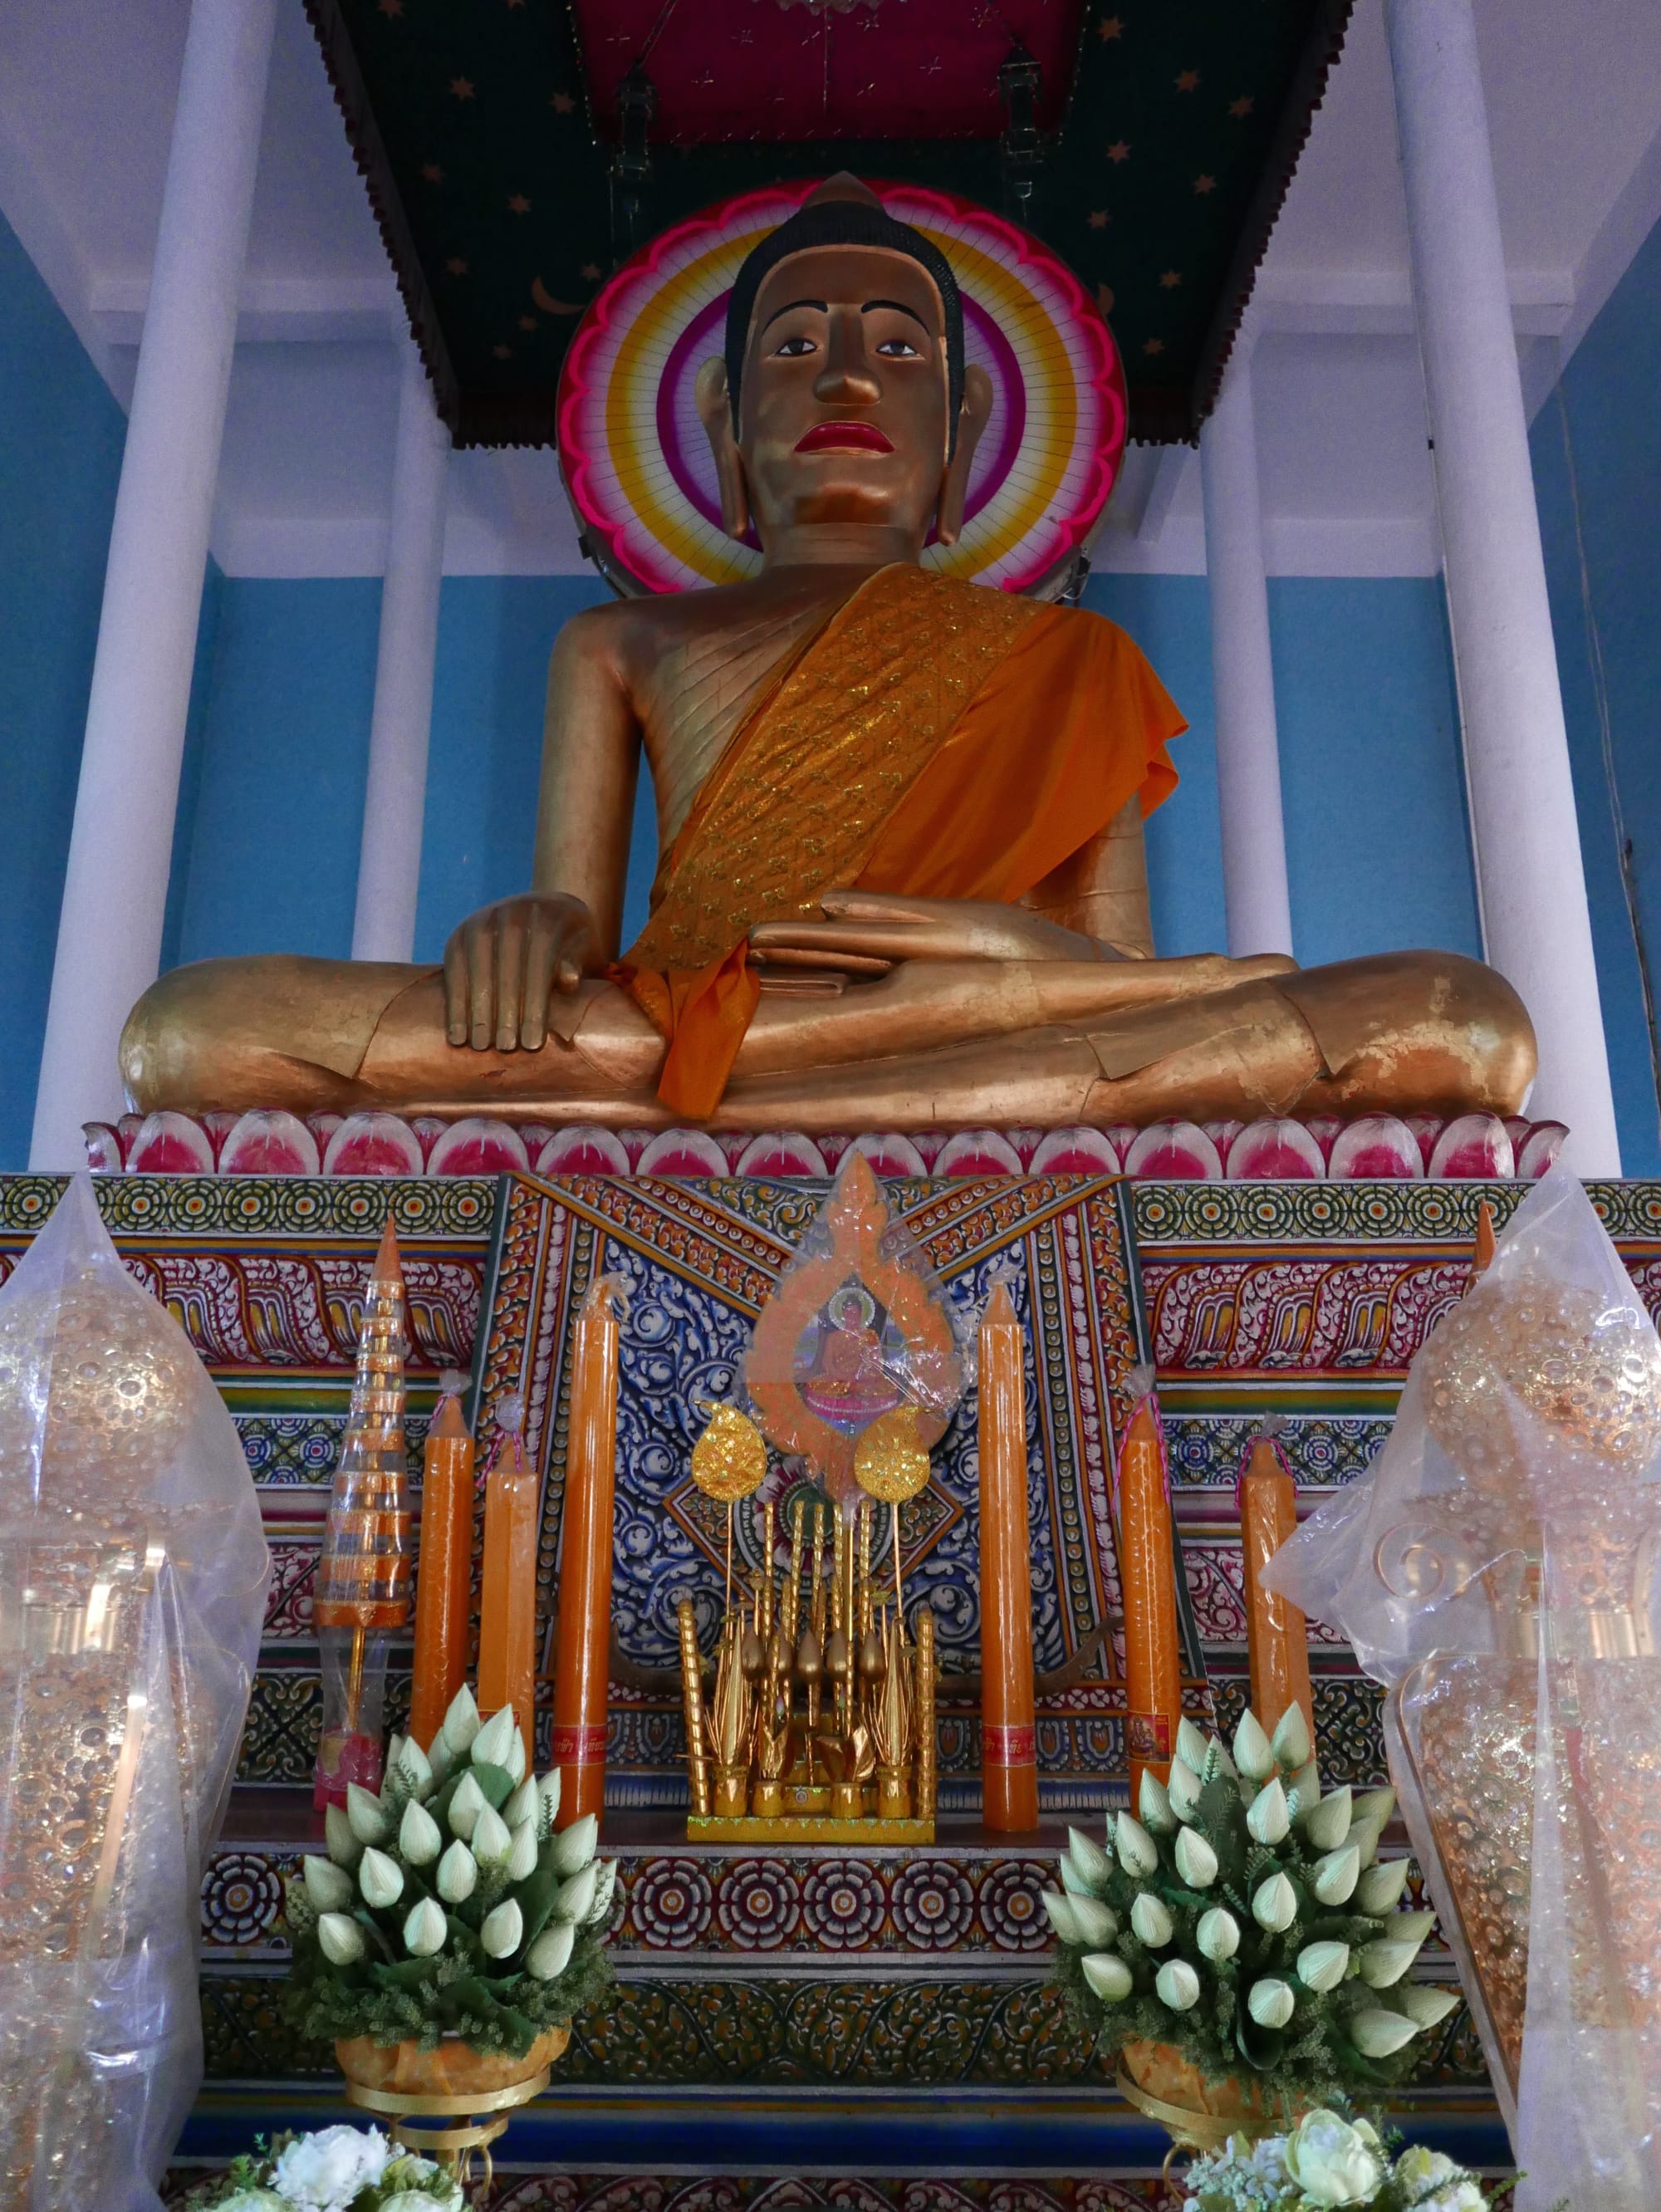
{"left": 1127, "top": 1711, "right": 1171, "bottom": 1761}
{"left": 983, "top": 1722, "right": 1036, "bottom": 1766}
{"left": 549, "top": 1723, "right": 608, "bottom": 1763}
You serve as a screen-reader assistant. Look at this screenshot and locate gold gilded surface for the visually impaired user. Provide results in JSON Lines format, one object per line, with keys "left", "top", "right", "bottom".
{"left": 687, "top": 1813, "right": 933, "bottom": 1842}
{"left": 855, "top": 1406, "right": 932, "bottom": 1505}
{"left": 689, "top": 1405, "right": 768, "bottom": 1503}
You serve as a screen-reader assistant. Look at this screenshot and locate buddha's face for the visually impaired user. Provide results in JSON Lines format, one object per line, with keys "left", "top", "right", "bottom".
{"left": 696, "top": 242, "right": 990, "bottom": 560}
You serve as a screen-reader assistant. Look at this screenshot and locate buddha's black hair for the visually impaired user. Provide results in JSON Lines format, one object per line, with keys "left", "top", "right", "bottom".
{"left": 723, "top": 196, "right": 965, "bottom": 453}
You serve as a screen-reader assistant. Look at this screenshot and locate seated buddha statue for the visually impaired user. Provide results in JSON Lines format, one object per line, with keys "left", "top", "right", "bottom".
{"left": 121, "top": 177, "right": 1534, "bottom": 1133}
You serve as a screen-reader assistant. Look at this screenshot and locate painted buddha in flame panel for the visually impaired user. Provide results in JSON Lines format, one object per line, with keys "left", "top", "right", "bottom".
{"left": 796, "top": 1283, "right": 906, "bottom": 1433}
{"left": 122, "top": 176, "right": 1536, "bottom": 1132}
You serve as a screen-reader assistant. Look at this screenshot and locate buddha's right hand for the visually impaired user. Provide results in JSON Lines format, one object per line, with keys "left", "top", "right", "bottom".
{"left": 443, "top": 894, "right": 599, "bottom": 1052}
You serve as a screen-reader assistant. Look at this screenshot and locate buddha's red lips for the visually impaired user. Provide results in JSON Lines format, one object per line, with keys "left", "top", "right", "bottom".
{"left": 795, "top": 421, "right": 894, "bottom": 454}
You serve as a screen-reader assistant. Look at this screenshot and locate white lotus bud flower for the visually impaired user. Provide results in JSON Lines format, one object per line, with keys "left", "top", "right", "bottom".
{"left": 1197, "top": 1906, "right": 1240, "bottom": 1962}
{"left": 1155, "top": 1959, "right": 1201, "bottom": 2011}
{"left": 1114, "top": 1814, "right": 1160, "bottom": 1880}
{"left": 1175, "top": 1718, "right": 1211, "bottom": 1772}
{"left": 403, "top": 1897, "right": 447, "bottom": 1957}
{"left": 1232, "top": 1709, "right": 1276, "bottom": 1782}
{"left": 1165, "top": 1759, "right": 1203, "bottom": 1823}
{"left": 324, "top": 1802, "right": 362, "bottom": 1868}
{"left": 504, "top": 1724, "right": 528, "bottom": 1783}
{"left": 1138, "top": 1771, "right": 1177, "bottom": 1835}
{"left": 387, "top": 1731, "right": 406, "bottom": 1770}
{"left": 504, "top": 1777, "right": 539, "bottom": 1831}
{"left": 552, "top": 1814, "right": 600, "bottom": 1876}
{"left": 1287, "top": 1756, "right": 1321, "bottom": 1813}
{"left": 557, "top": 1860, "right": 601, "bottom": 1924}
{"left": 1270, "top": 1704, "right": 1311, "bottom": 1771}
{"left": 1312, "top": 1844, "right": 1360, "bottom": 1906}
{"left": 1394, "top": 1985, "right": 1461, "bottom": 2029}
{"left": 1173, "top": 1827, "right": 1218, "bottom": 1889}
{"left": 538, "top": 1768, "right": 561, "bottom": 1829}
{"left": 303, "top": 1855, "right": 354, "bottom": 1913}
{"left": 437, "top": 1838, "right": 478, "bottom": 1904}
{"left": 346, "top": 1783, "right": 390, "bottom": 1846}
{"left": 1060, "top": 1856, "right": 1095, "bottom": 1899}
{"left": 1302, "top": 1787, "right": 1352, "bottom": 1851}
{"left": 1348, "top": 1816, "right": 1384, "bottom": 1870}
{"left": 1247, "top": 1977, "right": 1295, "bottom": 2028}
{"left": 317, "top": 1911, "right": 365, "bottom": 1965}
{"left": 399, "top": 1798, "right": 443, "bottom": 1868}
{"left": 1354, "top": 1784, "right": 1396, "bottom": 1828}
{"left": 447, "top": 1771, "right": 486, "bottom": 1840}
{"left": 1066, "top": 1825, "right": 1113, "bottom": 1891}
{"left": 507, "top": 1819, "right": 540, "bottom": 1883}
{"left": 441, "top": 1685, "right": 481, "bottom": 1756}
{"left": 1130, "top": 1892, "right": 1173, "bottom": 1947}
{"left": 1081, "top": 1951, "right": 1133, "bottom": 2003}
{"left": 526, "top": 1917, "right": 576, "bottom": 1981}
{"left": 1208, "top": 1734, "right": 1238, "bottom": 1780}
{"left": 1359, "top": 1938, "right": 1423, "bottom": 1988}
{"left": 1389, "top": 1910, "right": 1436, "bottom": 1946}
{"left": 473, "top": 1706, "right": 520, "bottom": 1772}
{"left": 1355, "top": 1857, "right": 1411, "bottom": 1915}
{"left": 480, "top": 1898, "right": 522, "bottom": 1959}
{"left": 471, "top": 1802, "right": 512, "bottom": 1868}
{"left": 1071, "top": 1895, "right": 1120, "bottom": 1949}
{"left": 427, "top": 1731, "right": 455, "bottom": 1788}
{"left": 358, "top": 1847, "right": 404, "bottom": 1910}
{"left": 1296, "top": 1940, "right": 1350, "bottom": 1994}
{"left": 586, "top": 1859, "right": 618, "bottom": 1925}
{"left": 1350, "top": 2007, "right": 1419, "bottom": 2058}
{"left": 1252, "top": 1872, "right": 1297, "bottom": 1933}
{"left": 1246, "top": 1777, "right": 1291, "bottom": 1846}
{"left": 393, "top": 1737, "right": 433, "bottom": 1800}
{"left": 1043, "top": 1891, "right": 1083, "bottom": 1945}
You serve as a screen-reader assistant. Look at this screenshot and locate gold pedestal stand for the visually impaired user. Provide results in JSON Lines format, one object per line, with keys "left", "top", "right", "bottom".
{"left": 689, "top": 1812, "right": 933, "bottom": 1843}
{"left": 337, "top": 2028, "right": 567, "bottom": 2193}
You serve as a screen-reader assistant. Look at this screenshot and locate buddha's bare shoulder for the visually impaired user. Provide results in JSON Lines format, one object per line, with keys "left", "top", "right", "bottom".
{"left": 551, "top": 567, "right": 886, "bottom": 690}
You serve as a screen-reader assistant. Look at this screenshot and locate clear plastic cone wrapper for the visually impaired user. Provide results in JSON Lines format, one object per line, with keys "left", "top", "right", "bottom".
{"left": 1263, "top": 1165, "right": 1661, "bottom": 2210}
{"left": 0, "top": 1179, "right": 269, "bottom": 2210}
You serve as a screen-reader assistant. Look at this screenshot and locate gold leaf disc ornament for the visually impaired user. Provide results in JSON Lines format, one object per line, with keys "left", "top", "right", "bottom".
{"left": 691, "top": 1404, "right": 768, "bottom": 1503}
{"left": 854, "top": 1407, "right": 931, "bottom": 1504}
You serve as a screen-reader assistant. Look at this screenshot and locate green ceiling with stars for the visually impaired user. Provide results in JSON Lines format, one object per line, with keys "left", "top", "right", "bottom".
{"left": 303, "top": 0, "right": 1353, "bottom": 449}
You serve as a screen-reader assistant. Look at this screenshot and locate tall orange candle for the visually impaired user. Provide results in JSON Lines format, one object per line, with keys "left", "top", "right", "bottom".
{"left": 477, "top": 1393, "right": 539, "bottom": 1767}
{"left": 408, "top": 1373, "right": 475, "bottom": 1752}
{"left": 1114, "top": 1373, "right": 1183, "bottom": 1803}
{"left": 977, "top": 1278, "right": 1038, "bottom": 1832}
{"left": 551, "top": 1276, "right": 622, "bottom": 1827}
{"left": 1237, "top": 1428, "right": 1314, "bottom": 1746}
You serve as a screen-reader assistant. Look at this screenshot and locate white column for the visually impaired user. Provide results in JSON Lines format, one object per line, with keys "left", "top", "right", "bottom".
{"left": 1200, "top": 331, "right": 1295, "bottom": 960}
{"left": 351, "top": 342, "right": 452, "bottom": 963}
{"left": 28, "top": 0, "right": 279, "bottom": 1169}
{"left": 1386, "top": 0, "right": 1621, "bottom": 1174}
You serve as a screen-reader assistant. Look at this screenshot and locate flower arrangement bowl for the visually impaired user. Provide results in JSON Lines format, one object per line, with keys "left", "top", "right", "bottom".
{"left": 335, "top": 2024, "right": 570, "bottom": 2101}
{"left": 1118, "top": 2037, "right": 1310, "bottom": 2145}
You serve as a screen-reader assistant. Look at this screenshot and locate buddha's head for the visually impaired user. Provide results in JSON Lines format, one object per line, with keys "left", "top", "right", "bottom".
{"left": 696, "top": 175, "right": 994, "bottom": 562}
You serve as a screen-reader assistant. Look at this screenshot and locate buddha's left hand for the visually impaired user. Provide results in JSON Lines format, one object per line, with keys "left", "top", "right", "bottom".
{"left": 749, "top": 889, "right": 1115, "bottom": 969}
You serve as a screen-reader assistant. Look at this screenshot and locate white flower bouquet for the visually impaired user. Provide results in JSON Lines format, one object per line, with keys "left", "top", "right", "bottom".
{"left": 1183, "top": 2109, "right": 1501, "bottom": 2210}
{"left": 184, "top": 2123, "right": 459, "bottom": 2211}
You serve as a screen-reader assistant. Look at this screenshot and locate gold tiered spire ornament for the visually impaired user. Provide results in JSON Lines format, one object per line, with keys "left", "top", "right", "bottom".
{"left": 312, "top": 1218, "right": 412, "bottom": 1807}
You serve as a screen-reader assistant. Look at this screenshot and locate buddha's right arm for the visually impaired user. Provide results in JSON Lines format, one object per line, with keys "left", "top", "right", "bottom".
{"left": 442, "top": 607, "right": 643, "bottom": 1052}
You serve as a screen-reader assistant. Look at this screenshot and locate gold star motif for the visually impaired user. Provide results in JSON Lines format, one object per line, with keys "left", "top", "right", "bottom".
{"left": 1229, "top": 95, "right": 1255, "bottom": 119}
{"left": 508, "top": 194, "right": 532, "bottom": 213}
{"left": 551, "top": 91, "right": 576, "bottom": 115}
{"left": 581, "top": 262, "right": 602, "bottom": 281}
{"left": 1176, "top": 70, "right": 1199, "bottom": 92}
{"left": 446, "top": 257, "right": 468, "bottom": 276}
{"left": 1144, "top": 337, "right": 1164, "bottom": 356}
{"left": 1106, "top": 140, "right": 1130, "bottom": 164}
{"left": 422, "top": 162, "right": 443, "bottom": 184}
{"left": 1159, "top": 269, "right": 1182, "bottom": 289}
{"left": 518, "top": 315, "right": 538, "bottom": 331}
{"left": 1087, "top": 209, "right": 1109, "bottom": 229}
{"left": 493, "top": 343, "right": 513, "bottom": 359}
{"left": 1097, "top": 13, "right": 1123, "bottom": 38}
{"left": 1193, "top": 173, "right": 1217, "bottom": 194}
{"left": 450, "top": 76, "right": 475, "bottom": 101}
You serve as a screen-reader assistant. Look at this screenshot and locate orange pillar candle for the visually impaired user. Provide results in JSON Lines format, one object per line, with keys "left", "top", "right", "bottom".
{"left": 408, "top": 1373, "right": 475, "bottom": 1752}
{"left": 977, "top": 1278, "right": 1038, "bottom": 1832}
{"left": 551, "top": 1277, "right": 622, "bottom": 1827}
{"left": 477, "top": 1393, "right": 540, "bottom": 1768}
{"left": 1114, "top": 1376, "right": 1183, "bottom": 1803}
{"left": 1237, "top": 1429, "right": 1314, "bottom": 1746}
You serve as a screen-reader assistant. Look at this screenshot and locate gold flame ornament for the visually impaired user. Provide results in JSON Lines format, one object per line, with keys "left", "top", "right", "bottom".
{"left": 855, "top": 1405, "right": 930, "bottom": 1622}
{"left": 691, "top": 1403, "right": 768, "bottom": 1502}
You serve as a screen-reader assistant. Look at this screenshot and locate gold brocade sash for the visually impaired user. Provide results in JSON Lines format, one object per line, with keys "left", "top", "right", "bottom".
{"left": 624, "top": 563, "right": 1048, "bottom": 978}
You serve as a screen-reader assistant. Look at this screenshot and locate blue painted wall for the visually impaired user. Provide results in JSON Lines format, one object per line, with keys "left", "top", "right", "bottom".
{"left": 1531, "top": 219, "right": 1661, "bottom": 1178}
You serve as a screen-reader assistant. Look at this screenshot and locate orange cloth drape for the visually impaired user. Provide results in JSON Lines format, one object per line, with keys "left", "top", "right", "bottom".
{"left": 618, "top": 564, "right": 1186, "bottom": 1121}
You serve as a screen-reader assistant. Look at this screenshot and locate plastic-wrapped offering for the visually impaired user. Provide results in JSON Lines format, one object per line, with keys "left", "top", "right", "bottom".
{"left": 1264, "top": 1165, "right": 1661, "bottom": 2210}
{"left": 0, "top": 1177, "right": 269, "bottom": 2210}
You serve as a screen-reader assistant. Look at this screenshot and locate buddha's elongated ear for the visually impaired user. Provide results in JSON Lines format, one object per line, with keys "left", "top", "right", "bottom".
{"left": 934, "top": 364, "right": 994, "bottom": 548}
{"left": 695, "top": 356, "right": 752, "bottom": 542}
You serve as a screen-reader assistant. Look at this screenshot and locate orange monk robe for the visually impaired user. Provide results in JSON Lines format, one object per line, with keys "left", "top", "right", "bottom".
{"left": 618, "top": 563, "right": 1185, "bottom": 1120}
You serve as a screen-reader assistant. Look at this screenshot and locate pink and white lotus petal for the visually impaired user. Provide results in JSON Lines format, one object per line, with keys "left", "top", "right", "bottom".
{"left": 635, "top": 1128, "right": 730, "bottom": 1177}
{"left": 307, "top": 1114, "right": 345, "bottom": 1152}
{"left": 128, "top": 1110, "right": 218, "bottom": 1175}
{"left": 1404, "top": 1114, "right": 1444, "bottom": 1170}
{"left": 735, "top": 1131, "right": 830, "bottom": 1177}
{"left": 934, "top": 1129, "right": 1025, "bottom": 1178}
{"left": 82, "top": 1122, "right": 124, "bottom": 1173}
{"left": 117, "top": 1112, "right": 144, "bottom": 1165}
{"left": 426, "top": 1119, "right": 531, "bottom": 1177}
{"left": 409, "top": 1116, "right": 448, "bottom": 1163}
{"left": 1124, "top": 1121, "right": 1223, "bottom": 1180}
{"left": 201, "top": 1111, "right": 238, "bottom": 1163}
{"left": 1428, "top": 1113, "right": 1515, "bottom": 1180}
{"left": 1326, "top": 1116, "right": 1423, "bottom": 1181}
{"left": 1517, "top": 1121, "right": 1567, "bottom": 1179}
{"left": 535, "top": 1126, "right": 632, "bottom": 1176}
{"left": 1301, "top": 1116, "right": 1344, "bottom": 1161}
{"left": 845, "top": 1132, "right": 928, "bottom": 1177}
{"left": 1030, "top": 1126, "right": 1121, "bottom": 1175}
{"left": 219, "top": 1110, "right": 321, "bottom": 1177}
{"left": 323, "top": 1113, "right": 425, "bottom": 1177}
{"left": 1203, "top": 1120, "right": 1244, "bottom": 1155}
{"left": 1227, "top": 1119, "right": 1325, "bottom": 1180}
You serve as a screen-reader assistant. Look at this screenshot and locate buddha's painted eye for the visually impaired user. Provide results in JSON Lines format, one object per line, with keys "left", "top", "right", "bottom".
{"left": 875, "top": 337, "right": 921, "bottom": 357}
{"left": 772, "top": 336, "right": 817, "bottom": 357}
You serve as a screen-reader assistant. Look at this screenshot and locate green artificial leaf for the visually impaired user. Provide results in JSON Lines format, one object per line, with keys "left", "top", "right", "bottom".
{"left": 471, "top": 1760, "right": 517, "bottom": 1809}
